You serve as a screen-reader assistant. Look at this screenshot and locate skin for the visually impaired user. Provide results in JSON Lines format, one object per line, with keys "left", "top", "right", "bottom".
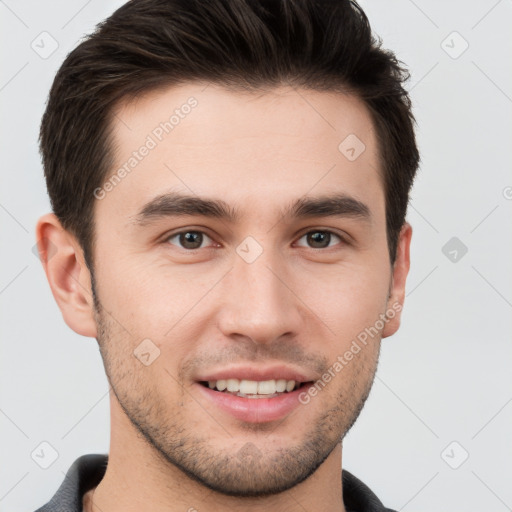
{"left": 37, "top": 82, "right": 412, "bottom": 512}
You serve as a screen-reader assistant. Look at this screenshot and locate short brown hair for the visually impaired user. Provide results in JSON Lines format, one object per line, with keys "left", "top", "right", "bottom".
{"left": 40, "top": 0, "right": 420, "bottom": 269}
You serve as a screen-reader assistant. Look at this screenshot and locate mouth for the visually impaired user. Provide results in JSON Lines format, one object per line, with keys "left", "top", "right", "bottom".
{"left": 195, "top": 378, "right": 315, "bottom": 423}
{"left": 194, "top": 365, "right": 318, "bottom": 423}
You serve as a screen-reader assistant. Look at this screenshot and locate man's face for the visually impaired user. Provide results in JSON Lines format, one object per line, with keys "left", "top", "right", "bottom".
{"left": 90, "top": 83, "right": 400, "bottom": 496}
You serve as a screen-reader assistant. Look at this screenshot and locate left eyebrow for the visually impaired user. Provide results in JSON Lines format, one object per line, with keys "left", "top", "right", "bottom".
{"left": 130, "top": 191, "right": 372, "bottom": 226}
{"left": 284, "top": 193, "right": 372, "bottom": 224}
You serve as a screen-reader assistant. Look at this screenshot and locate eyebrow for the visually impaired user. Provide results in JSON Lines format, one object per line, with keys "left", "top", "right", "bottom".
{"left": 131, "top": 191, "right": 372, "bottom": 226}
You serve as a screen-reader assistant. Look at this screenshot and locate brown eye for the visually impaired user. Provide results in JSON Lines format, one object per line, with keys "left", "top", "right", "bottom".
{"left": 296, "top": 230, "right": 343, "bottom": 249}
{"left": 166, "top": 230, "right": 213, "bottom": 250}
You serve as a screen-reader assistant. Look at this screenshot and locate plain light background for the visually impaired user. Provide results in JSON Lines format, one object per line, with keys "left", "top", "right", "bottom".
{"left": 1, "top": 1, "right": 511, "bottom": 511}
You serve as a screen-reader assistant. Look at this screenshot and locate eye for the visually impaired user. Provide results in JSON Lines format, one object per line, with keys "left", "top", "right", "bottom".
{"left": 295, "top": 230, "right": 345, "bottom": 249}
{"left": 166, "top": 230, "right": 215, "bottom": 250}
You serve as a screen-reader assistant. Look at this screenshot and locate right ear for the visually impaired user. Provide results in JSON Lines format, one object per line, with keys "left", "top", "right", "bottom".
{"left": 35, "top": 213, "right": 97, "bottom": 338}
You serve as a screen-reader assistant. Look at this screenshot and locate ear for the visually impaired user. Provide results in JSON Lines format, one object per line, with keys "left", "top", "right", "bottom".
{"left": 35, "top": 213, "right": 97, "bottom": 338}
{"left": 382, "top": 222, "right": 412, "bottom": 338}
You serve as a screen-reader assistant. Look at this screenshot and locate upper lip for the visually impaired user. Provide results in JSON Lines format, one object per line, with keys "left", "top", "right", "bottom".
{"left": 195, "top": 365, "right": 316, "bottom": 383}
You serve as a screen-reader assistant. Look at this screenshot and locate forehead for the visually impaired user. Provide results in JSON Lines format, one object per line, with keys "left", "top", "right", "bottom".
{"left": 99, "top": 82, "right": 383, "bottom": 225}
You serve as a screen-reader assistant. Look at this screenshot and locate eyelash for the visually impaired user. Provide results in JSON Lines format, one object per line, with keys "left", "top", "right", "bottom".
{"left": 164, "top": 228, "right": 348, "bottom": 251}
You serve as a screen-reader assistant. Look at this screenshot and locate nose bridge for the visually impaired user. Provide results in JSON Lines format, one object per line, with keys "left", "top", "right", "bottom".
{"left": 216, "top": 239, "right": 301, "bottom": 343}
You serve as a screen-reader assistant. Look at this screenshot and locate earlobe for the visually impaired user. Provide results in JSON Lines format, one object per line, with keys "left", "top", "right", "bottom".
{"left": 35, "top": 213, "right": 97, "bottom": 338}
{"left": 382, "top": 222, "right": 412, "bottom": 339}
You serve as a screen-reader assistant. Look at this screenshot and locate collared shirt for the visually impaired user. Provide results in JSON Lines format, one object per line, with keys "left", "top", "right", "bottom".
{"left": 34, "top": 453, "right": 397, "bottom": 512}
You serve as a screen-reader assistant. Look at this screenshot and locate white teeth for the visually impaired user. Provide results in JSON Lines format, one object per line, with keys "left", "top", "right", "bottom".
{"left": 226, "top": 379, "right": 239, "bottom": 392}
{"left": 257, "top": 380, "right": 276, "bottom": 394}
{"left": 240, "top": 380, "right": 258, "bottom": 394}
{"left": 207, "top": 378, "right": 300, "bottom": 394}
{"left": 276, "top": 379, "right": 287, "bottom": 392}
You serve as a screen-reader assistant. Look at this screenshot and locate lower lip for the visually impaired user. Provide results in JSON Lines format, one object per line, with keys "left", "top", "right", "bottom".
{"left": 195, "top": 382, "right": 312, "bottom": 423}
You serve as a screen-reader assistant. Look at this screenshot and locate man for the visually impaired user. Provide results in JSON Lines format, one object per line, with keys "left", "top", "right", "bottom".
{"left": 34, "top": 0, "right": 419, "bottom": 510}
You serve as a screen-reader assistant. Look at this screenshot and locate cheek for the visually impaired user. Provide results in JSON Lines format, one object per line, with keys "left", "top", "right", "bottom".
{"left": 98, "top": 308, "right": 183, "bottom": 402}
{"left": 95, "top": 254, "right": 179, "bottom": 322}
{"left": 296, "top": 260, "right": 390, "bottom": 339}
{"left": 95, "top": 256, "right": 227, "bottom": 356}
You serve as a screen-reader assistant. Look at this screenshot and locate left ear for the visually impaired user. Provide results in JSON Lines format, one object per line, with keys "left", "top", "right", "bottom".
{"left": 382, "top": 222, "right": 412, "bottom": 338}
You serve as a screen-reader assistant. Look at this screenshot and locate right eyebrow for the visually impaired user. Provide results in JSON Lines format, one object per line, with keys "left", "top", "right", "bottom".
{"left": 131, "top": 192, "right": 240, "bottom": 226}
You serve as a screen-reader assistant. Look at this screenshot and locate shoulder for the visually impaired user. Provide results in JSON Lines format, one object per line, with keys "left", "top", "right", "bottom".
{"left": 33, "top": 454, "right": 108, "bottom": 512}
{"left": 342, "top": 469, "right": 397, "bottom": 512}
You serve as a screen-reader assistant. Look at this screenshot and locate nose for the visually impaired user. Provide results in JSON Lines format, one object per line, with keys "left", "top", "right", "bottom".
{"left": 215, "top": 244, "right": 304, "bottom": 346}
